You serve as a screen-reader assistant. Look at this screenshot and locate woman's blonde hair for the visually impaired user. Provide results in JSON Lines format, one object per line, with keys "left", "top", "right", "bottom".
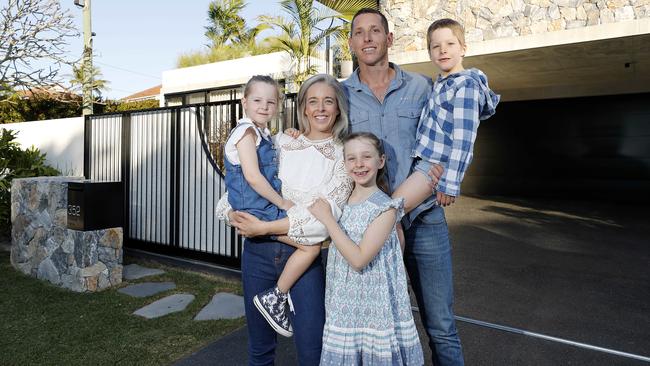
{"left": 296, "top": 74, "right": 349, "bottom": 143}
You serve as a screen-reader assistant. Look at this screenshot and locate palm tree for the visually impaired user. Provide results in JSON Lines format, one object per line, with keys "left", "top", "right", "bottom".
{"left": 261, "top": 0, "right": 341, "bottom": 87}
{"left": 315, "top": 0, "right": 378, "bottom": 21}
{"left": 205, "top": 0, "right": 247, "bottom": 47}
{"left": 69, "top": 63, "right": 110, "bottom": 101}
{"left": 234, "top": 21, "right": 272, "bottom": 55}
{"left": 177, "top": 0, "right": 272, "bottom": 67}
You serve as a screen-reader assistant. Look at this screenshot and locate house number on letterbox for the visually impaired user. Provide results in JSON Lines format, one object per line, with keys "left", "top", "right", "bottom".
{"left": 68, "top": 204, "right": 81, "bottom": 217}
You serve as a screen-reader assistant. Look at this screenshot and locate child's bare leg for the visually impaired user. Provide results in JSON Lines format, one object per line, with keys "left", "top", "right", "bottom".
{"left": 392, "top": 171, "right": 434, "bottom": 214}
{"left": 253, "top": 239, "right": 321, "bottom": 337}
{"left": 276, "top": 244, "right": 321, "bottom": 293}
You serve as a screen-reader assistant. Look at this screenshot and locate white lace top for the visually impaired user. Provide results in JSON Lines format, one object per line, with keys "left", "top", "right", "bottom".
{"left": 216, "top": 132, "right": 353, "bottom": 245}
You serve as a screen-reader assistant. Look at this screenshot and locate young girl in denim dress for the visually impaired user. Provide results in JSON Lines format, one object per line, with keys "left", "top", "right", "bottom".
{"left": 224, "top": 75, "right": 303, "bottom": 337}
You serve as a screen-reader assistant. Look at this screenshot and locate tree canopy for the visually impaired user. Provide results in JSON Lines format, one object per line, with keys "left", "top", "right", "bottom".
{"left": 261, "top": 0, "right": 341, "bottom": 86}
{"left": 0, "top": 0, "right": 79, "bottom": 102}
{"left": 177, "top": 0, "right": 272, "bottom": 68}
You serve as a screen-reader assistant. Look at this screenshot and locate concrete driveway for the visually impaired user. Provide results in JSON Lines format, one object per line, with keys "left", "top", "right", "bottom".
{"left": 176, "top": 195, "right": 650, "bottom": 365}
{"left": 445, "top": 195, "right": 649, "bottom": 365}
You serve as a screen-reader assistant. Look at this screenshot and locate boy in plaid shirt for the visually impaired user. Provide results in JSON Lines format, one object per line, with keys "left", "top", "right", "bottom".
{"left": 394, "top": 18, "right": 500, "bottom": 212}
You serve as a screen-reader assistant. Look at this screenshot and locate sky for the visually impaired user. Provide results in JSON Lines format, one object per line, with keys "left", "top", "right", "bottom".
{"left": 60, "top": 0, "right": 284, "bottom": 99}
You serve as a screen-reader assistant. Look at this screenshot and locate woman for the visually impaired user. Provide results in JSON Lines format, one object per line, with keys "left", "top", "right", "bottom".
{"left": 217, "top": 74, "right": 352, "bottom": 365}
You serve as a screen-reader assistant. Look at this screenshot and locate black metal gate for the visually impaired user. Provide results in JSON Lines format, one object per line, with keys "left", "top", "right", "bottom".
{"left": 84, "top": 96, "right": 298, "bottom": 269}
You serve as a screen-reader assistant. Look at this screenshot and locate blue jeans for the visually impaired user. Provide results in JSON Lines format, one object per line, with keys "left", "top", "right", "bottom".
{"left": 241, "top": 237, "right": 325, "bottom": 366}
{"left": 404, "top": 205, "right": 464, "bottom": 366}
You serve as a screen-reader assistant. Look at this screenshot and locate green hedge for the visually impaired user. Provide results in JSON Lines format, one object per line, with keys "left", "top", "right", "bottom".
{"left": 0, "top": 95, "right": 82, "bottom": 124}
{"left": 102, "top": 99, "right": 160, "bottom": 113}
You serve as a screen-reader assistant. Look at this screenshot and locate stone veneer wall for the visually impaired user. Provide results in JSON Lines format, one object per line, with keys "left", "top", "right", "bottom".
{"left": 10, "top": 177, "right": 123, "bottom": 292}
{"left": 382, "top": 0, "right": 650, "bottom": 53}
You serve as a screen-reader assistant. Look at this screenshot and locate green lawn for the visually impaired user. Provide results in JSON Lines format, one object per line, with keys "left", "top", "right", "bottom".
{"left": 0, "top": 251, "right": 245, "bottom": 365}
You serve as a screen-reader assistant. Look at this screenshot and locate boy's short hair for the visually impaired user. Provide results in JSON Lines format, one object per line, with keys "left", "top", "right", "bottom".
{"left": 427, "top": 18, "right": 466, "bottom": 51}
{"left": 351, "top": 8, "right": 389, "bottom": 34}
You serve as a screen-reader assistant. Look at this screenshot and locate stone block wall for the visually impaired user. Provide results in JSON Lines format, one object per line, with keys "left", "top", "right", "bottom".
{"left": 382, "top": 0, "right": 650, "bottom": 53}
{"left": 10, "top": 177, "right": 123, "bottom": 292}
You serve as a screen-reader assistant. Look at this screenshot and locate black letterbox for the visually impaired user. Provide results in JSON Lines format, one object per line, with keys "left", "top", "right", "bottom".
{"left": 67, "top": 181, "right": 124, "bottom": 231}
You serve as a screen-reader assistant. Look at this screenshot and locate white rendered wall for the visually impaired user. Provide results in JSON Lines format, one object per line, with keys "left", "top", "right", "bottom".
{"left": 2, "top": 117, "right": 84, "bottom": 176}
{"left": 162, "top": 52, "right": 327, "bottom": 95}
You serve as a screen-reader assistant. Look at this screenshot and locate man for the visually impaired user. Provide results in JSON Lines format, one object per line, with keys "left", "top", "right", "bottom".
{"left": 343, "top": 8, "right": 464, "bottom": 365}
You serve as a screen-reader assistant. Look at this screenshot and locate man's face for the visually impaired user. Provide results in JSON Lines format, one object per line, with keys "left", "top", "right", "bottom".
{"left": 349, "top": 13, "right": 393, "bottom": 67}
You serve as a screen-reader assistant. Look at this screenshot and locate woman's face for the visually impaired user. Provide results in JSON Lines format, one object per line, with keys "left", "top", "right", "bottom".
{"left": 303, "top": 82, "right": 340, "bottom": 140}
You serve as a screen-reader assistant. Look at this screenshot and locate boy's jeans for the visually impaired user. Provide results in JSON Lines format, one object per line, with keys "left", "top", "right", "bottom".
{"left": 241, "top": 237, "right": 325, "bottom": 366}
{"left": 405, "top": 205, "right": 465, "bottom": 366}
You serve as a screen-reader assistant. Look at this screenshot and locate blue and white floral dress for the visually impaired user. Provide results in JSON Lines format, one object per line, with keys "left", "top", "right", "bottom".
{"left": 320, "top": 190, "right": 423, "bottom": 366}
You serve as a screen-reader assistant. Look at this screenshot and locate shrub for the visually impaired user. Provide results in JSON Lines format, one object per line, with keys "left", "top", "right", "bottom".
{"left": 102, "top": 99, "right": 160, "bottom": 113}
{"left": 0, "top": 93, "right": 82, "bottom": 124}
{"left": 0, "top": 129, "right": 60, "bottom": 235}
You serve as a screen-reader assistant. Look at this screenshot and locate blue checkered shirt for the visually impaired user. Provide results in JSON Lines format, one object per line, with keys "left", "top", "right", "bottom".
{"left": 412, "top": 68, "right": 499, "bottom": 197}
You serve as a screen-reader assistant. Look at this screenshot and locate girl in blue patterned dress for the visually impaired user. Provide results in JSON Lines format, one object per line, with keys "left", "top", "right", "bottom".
{"left": 308, "top": 132, "right": 424, "bottom": 365}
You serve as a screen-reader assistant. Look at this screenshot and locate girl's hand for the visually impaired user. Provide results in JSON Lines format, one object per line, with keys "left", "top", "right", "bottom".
{"left": 427, "top": 163, "right": 443, "bottom": 190}
{"left": 436, "top": 191, "right": 456, "bottom": 207}
{"left": 308, "top": 198, "right": 333, "bottom": 223}
{"left": 230, "top": 211, "right": 267, "bottom": 237}
{"left": 284, "top": 128, "right": 300, "bottom": 138}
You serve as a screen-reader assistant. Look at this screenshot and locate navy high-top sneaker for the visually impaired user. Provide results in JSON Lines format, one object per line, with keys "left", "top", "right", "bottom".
{"left": 253, "top": 286, "right": 293, "bottom": 337}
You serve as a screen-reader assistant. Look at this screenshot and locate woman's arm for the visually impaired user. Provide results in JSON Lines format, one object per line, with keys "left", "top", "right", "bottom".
{"left": 228, "top": 212, "right": 310, "bottom": 249}
{"left": 237, "top": 128, "right": 293, "bottom": 210}
{"left": 229, "top": 211, "right": 290, "bottom": 237}
{"left": 308, "top": 199, "right": 394, "bottom": 272}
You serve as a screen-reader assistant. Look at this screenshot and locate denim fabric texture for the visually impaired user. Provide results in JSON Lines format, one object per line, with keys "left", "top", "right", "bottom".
{"left": 242, "top": 237, "right": 325, "bottom": 366}
{"left": 224, "top": 129, "right": 286, "bottom": 222}
{"left": 343, "top": 63, "right": 434, "bottom": 226}
{"left": 405, "top": 206, "right": 464, "bottom": 366}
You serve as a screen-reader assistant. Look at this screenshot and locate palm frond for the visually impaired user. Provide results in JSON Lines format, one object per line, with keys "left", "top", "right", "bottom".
{"left": 315, "top": 0, "right": 378, "bottom": 20}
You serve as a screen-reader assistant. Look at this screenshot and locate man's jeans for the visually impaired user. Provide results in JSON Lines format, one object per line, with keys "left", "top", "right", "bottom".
{"left": 241, "top": 237, "right": 325, "bottom": 366}
{"left": 405, "top": 205, "right": 465, "bottom": 366}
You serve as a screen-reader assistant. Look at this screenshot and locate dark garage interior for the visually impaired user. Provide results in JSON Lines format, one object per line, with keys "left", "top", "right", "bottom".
{"left": 464, "top": 92, "right": 650, "bottom": 203}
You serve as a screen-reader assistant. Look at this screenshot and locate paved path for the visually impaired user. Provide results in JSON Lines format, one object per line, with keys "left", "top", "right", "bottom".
{"left": 123, "top": 264, "right": 165, "bottom": 280}
{"left": 119, "top": 264, "right": 245, "bottom": 321}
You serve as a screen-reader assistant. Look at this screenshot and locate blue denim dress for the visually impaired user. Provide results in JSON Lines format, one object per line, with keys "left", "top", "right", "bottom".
{"left": 224, "top": 127, "right": 286, "bottom": 222}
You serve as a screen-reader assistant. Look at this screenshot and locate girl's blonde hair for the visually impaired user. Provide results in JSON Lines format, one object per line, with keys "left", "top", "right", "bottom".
{"left": 342, "top": 132, "right": 390, "bottom": 194}
{"left": 242, "top": 75, "right": 283, "bottom": 101}
{"left": 296, "top": 74, "right": 349, "bottom": 143}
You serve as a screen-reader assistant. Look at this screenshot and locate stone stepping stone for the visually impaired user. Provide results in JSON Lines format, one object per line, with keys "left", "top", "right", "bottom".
{"left": 118, "top": 282, "right": 176, "bottom": 298}
{"left": 123, "top": 264, "right": 165, "bottom": 280}
{"left": 194, "top": 292, "right": 245, "bottom": 321}
{"left": 133, "top": 293, "right": 195, "bottom": 319}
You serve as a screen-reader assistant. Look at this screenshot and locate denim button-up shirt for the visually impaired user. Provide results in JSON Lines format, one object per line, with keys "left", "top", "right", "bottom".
{"left": 343, "top": 63, "right": 435, "bottom": 225}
